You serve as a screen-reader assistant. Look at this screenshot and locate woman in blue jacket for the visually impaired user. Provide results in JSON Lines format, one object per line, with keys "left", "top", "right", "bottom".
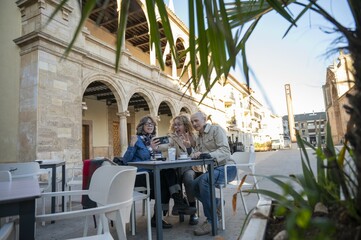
{"left": 123, "top": 115, "right": 195, "bottom": 228}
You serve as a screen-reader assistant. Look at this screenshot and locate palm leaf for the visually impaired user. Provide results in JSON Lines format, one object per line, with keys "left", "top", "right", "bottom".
{"left": 188, "top": 0, "right": 197, "bottom": 89}
{"left": 145, "top": 0, "right": 164, "bottom": 69}
{"left": 246, "top": 189, "right": 299, "bottom": 210}
{"left": 246, "top": 174, "right": 309, "bottom": 207}
{"left": 155, "top": 0, "right": 177, "bottom": 66}
{"left": 296, "top": 130, "right": 315, "bottom": 176}
{"left": 347, "top": 0, "right": 361, "bottom": 30}
{"left": 49, "top": 0, "right": 97, "bottom": 59}
{"left": 115, "top": 0, "right": 130, "bottom": 70}
{"left": 195, "top": 0, "right": 209, "bottom": 86}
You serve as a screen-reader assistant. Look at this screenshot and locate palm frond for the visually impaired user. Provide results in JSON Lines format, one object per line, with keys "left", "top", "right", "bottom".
{"left": 145, "top": 0, "right": 165, "bottom": 69}
{"left": 115, "top": 0, "right": 130, "bottom": 70}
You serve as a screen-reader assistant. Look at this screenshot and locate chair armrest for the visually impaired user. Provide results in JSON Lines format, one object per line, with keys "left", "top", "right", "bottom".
{"left": 223, "top": 163, "right": 255, "bottom": 184}
{"left": 66, "top": 165, "right": 83, "bottom": 181}
{"left": 40, "top": 189, "right": 89, "bottom": 198}
{"left": 36, "top": 199, "right": 133, "bottom": 222}
{"left": 226, "top": 163, "right": 254, "bottom": 168}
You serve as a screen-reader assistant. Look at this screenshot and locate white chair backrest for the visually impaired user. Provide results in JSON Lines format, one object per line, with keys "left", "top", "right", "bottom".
{"left": 89, "top": 165, "right": 137, "bottom": 206}
{"left": 230, "top": 152, "right": 257, "bottom": 179}
{"left": 0, "top": 171, "right": 12, "bottom": 182}
{"left": 67, "top": 163, "right": 83, "bottom": 180}
{"left": 230, "top": 152, "right": 251, "bottom": 164}
{"left": 0, "top": 162, "right": 41, "bottom": 179}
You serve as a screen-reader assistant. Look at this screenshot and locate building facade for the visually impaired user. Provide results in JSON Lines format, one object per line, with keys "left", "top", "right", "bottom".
{"left": 323, "top": 51, "right": 355, "bottom": 144}
{"left": 0, "top": 0, "right": 280, "bottom": 164}
{"left": 283, "top": 112, "right": 327, "bottom": 145}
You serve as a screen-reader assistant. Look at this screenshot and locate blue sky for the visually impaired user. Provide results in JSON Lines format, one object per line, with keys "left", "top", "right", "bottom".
{"left": 165, "top": 0, "right": 354, "bottom": 116}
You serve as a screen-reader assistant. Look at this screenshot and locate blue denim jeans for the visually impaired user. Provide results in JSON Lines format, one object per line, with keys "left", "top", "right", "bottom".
{"left": 191, "top": 165, "right": 237, "bottom": 223}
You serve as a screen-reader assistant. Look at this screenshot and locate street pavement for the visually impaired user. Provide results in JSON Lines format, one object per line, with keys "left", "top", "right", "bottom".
{"left": 35, "top": 145, "right": 317, "bottom": 240}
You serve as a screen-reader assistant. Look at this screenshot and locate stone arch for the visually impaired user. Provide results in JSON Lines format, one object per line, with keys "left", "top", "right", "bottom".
{"left": 165, "top": 37, "right": 187, "bottom": 69}
{"left": 156, "top": 97, "right": 176, "bottom": 117}
{"left": 155, "top": 97, "right": 176, "bottom": 135}
{"left": 82, "top": 74, "right": 127, "bottom": 112}
{"left": 126, "top": 88, "right": 157, "bottom": 116}
{"left": 175, "top": 35, "right": 189, "bottom": 49}
{"left": 180, "top": 105, "right": 192, "bottom": 114}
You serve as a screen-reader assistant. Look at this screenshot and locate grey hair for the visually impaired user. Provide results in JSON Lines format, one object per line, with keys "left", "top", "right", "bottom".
{"left": 191, "top": 111, "right": 207, "bottom": 120}
{"left": 136, "top": 115, "right": 157, "bottom": 135}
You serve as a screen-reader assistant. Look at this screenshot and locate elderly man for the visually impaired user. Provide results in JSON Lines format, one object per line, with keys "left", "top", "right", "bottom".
{"left": 190, "top": 111, "right": 237, "bottom": 236}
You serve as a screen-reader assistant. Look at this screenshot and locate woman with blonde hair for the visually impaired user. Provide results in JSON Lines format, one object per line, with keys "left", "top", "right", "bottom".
{"left": 161, "top": 114, "right": 202, "bottom": 225}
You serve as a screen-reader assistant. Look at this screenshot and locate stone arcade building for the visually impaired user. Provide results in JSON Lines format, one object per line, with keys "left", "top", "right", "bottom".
{"left": 0, "top": 0, "right": 272, "bottom": 164}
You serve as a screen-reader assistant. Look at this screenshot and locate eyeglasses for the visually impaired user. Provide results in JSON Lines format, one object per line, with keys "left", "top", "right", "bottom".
{"left": 174, "top": 123, "right": 183, "bottom": 127}
{"left": 145, "top": 122, "right": 155, "bottom": 127}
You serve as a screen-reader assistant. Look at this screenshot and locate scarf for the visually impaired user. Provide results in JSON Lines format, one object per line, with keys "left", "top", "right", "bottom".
{"left": 140, "top": 133, "right": 155, "bottom": 154}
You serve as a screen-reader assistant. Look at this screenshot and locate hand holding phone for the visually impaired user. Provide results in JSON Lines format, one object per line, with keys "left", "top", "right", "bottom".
{"left": 153, "top": 136, "right": 169, "bottom": 145}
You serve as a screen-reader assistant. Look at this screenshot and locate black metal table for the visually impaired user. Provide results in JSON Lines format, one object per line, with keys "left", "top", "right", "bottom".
{"left": 129, "top": 159, "right": 217, "bottom": 240}
{"left": 39, "top": 160, "right": 66, "bottom": 216}
{"left": 0, "top": 178, "right": 41, "bottom": 240}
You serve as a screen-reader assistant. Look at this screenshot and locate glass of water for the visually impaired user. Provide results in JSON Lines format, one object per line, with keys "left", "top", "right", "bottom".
{"left": 168, "top": 147, "right": 176, "bottom": 161}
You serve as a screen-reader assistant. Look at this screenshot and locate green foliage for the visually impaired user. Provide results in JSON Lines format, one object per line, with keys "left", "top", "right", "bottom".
{"left": 245, "top": 122, "right": 359, "bottom": 238}
{"left": 254, "top": 141, "right": 271, "bottom": 151}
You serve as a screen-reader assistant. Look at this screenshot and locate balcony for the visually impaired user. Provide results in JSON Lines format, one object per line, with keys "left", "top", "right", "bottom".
{"left": 226, "top": 116, "right": 237, "bottom": 127}
{"left": 224, "top": 92, "right": 235, "bottom": 107}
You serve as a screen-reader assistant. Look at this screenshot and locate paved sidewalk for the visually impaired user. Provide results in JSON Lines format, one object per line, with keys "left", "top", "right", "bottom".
{"left": 34, "top": 147, "right": 315, "bottom": 239}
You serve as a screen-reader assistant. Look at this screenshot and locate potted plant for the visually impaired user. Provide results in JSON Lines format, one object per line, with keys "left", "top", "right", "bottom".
{"left": 236, "top": 123, "right": 360, "bottom": 239}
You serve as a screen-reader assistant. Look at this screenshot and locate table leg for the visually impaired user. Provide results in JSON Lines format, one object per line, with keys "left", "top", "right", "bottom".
{"left": 61, "top": 164, "right": 65, "bottom": 212}
{"left": 153, "top": 168, "right": 163, "bottom": 240}
{"left": 51, "top": 166, "right": 56, "bottom": 223}
{"left": 208, "top": 163, "right": 217, "bottom": 236}
{"left": 19, "top": 199, "right": 36, "bottom": 240}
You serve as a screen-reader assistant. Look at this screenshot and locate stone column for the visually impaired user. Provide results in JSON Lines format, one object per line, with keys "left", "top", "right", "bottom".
{"left": 117, "top": 111, "right": 130, "bottom": 156}
{"left": 285, "top": 84, "right": 296, "bottom": 142}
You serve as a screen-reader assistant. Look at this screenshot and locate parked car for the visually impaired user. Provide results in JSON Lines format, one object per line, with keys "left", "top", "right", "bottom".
{"left": 271, "top": 139, "right": 283, "bottom": 150}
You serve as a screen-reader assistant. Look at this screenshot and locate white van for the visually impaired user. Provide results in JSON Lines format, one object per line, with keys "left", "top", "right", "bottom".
{"left": 271, "top": 139, "right": 284, "bottom": 150}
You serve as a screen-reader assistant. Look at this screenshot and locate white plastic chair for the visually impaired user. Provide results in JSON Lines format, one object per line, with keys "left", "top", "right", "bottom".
{"left": 218, "top": 152, "right": 259, "bottom": 230}
{"left": 0, "top": 162, "right": 51, "bottom": 191}
{"left": 65, "top": 163, "right": 83, "bottom": 210}
{"left": 0, "top": 162, "right": 40, "bottom": 178}
{"left": 0, "top": 162, "right": 51, "bottom": 226}
{"left": 0, "top": 222, "right": 15, "bottom": 240}
{"left": 130, "top": 171, "right": 151, "bottom": 240}
{"left": 36, "top": 165, "right": 137, "bottom": 239}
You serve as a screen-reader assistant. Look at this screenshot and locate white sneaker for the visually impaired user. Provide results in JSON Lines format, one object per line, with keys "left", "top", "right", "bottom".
{"left": 193, "top": 220, "right": 212, "bottom": 236}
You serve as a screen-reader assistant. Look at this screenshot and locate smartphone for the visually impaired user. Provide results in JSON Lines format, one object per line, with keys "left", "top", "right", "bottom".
{"left": 153, "top": 136, "right": 169, "bottom": 145}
